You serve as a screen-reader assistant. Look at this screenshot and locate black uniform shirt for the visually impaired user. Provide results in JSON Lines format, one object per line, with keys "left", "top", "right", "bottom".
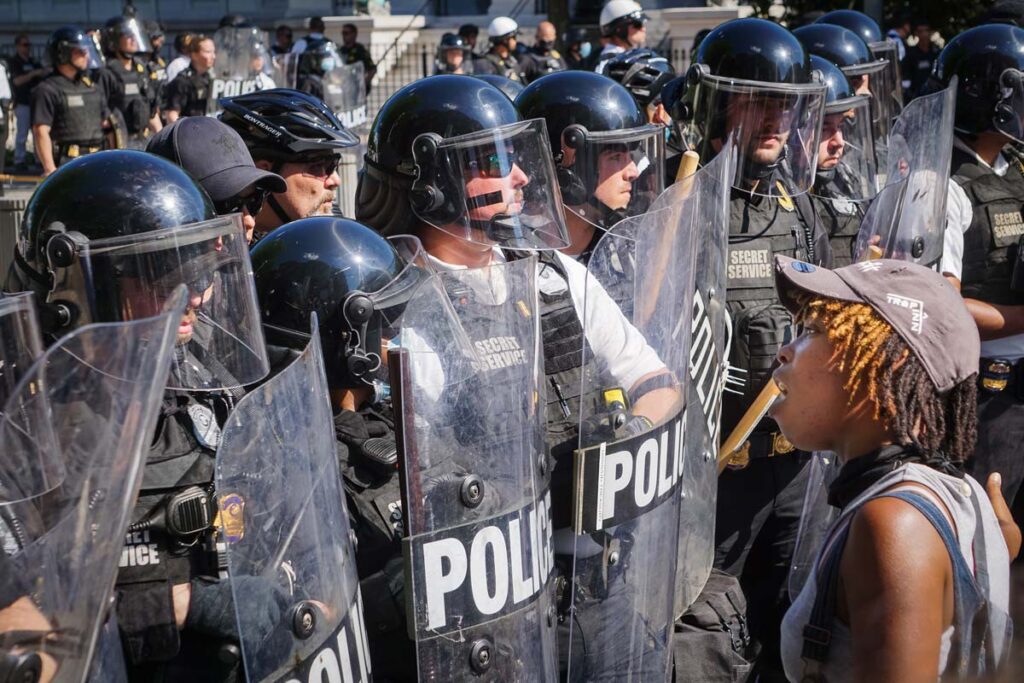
{"left": 9, "top": 53, "right": 43, "bottom": 106}
{"left": 164, "top": 67, "right": 211, "bottom": 118}
{"left": 30, "top": 70, "right": 106, "bottom": 143}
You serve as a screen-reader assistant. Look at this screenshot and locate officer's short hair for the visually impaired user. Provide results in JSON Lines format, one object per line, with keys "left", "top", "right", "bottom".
{"left": 309, "top": 16, "right": 326, "bottom": 33}
{"left": 342, "top": 23, "right": 357, "bottom": 35}
{"left": 189, "top": 34, "right": 213, "bottom": 54}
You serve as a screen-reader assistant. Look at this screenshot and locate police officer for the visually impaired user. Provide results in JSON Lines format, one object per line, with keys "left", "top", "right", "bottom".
{"left": 339, "top": 23, "right": 376, "bottom": 95}
{"left": 670, "top": 18, "right": 830, "bottom": 680}
{"left": 219, "top": 88, "right": 358, "bottom": 237}
{"left": 928, "top": 24, "right": 1024, "bottom": 525}
{"left": 294, "top": 37, "right": 338, "bottom": 101}
{"left": 251, "top": 217, "right": 424, "bottom": 681}
{"left": 145, "top": 20, "right": 169, "bottom": 108}
{"left": 435, "top": 32, "right": 472, "bottom": 74}
{"left": 901, "top": 18, "right": 941, "bottom": 101}
{"left": 164, "top": 34, "right": 215, "bottom": 122}
{"left": 9, "top": 150, "right": 271, "bottom": 682}
{"left": 102, "top": 15, "right": 162, "bottom": 147}
{"left": 31, "top": 26, "right": 108, "bottom": 176}
{"left": 520, "top": 21, "right": 567, "bottom": 83}
{"left": 595, "top": 0, "right": 649, "bottom": 71}
{"left": 474, "top": 16, "right": 525, "bottom": 82}
{"left": 355, "top": 75, "right": 680, "bottom": 677}
{"left": 563, "top": 26, "right": 596, "bottom": 71}
{"left": 516, "top": 70, "right": 665, "bottom": 261}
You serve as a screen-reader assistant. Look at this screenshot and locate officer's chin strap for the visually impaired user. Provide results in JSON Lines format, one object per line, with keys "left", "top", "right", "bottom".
{"left": 815, "top": 166, "right": 838, "bottom": 183}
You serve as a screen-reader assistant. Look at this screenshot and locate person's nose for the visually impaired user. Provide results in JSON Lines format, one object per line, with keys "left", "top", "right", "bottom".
{"left": 623, "top": 160, "right": 640, "bottom": 181}
{"left": 509, "top": 163, "right": 529, "bottom": 189}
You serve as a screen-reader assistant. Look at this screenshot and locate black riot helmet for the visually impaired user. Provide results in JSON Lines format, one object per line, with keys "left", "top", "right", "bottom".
{"left": 436, "top": 33, "right": 472, "bottom": 74}
{"left": 219, "top": 87, "right": 359, "bottom": 161}
{"left": 102, "top": 15, "right": 151, "bottom": 57}
{"left": 793, "top": 24, "right": 885, "bottom": 80}
{"left": 599, "top": 48, "right": 677, "bottom": 108}
{"left": 356, "top": 74, "right": 570, "bottom": 249}
{"left": 810, "top": 55, "right": 877, "bottom": 195}
{"left": 515, "top": 70, "right": 664, "bottom": 230}
{"left": 473, "top": 73, "right": 524, "bottom": 100}
{"left": 928, "top": 23, "right": 1024, "bottom": 142}
{"left": 47, "top": 25, "right": 93, "bottom": 69}
{"left": 11, "top": 151, "right": 269, "bottom": 389}
{"left": 811, "top": 55, "right": 859, "bottom": 113}
{"left": 815, "top": 9, "right": 883, "bottom": 45}
{"left": 679, "top": 17, "right": 827, "bottom": 196}
{"left": 251, "top": 217, "right": 429, "bottom": 389}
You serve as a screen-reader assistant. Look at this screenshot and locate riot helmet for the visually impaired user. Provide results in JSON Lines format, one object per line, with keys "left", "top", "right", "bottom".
{"left": 600, "top": 0, "right": 649, "bottom": 44}
{"left": 356, "top": 75, "right": 569, "bottom": 249}
{"left": 298, "top": 37, "right": 341, "bottom": 77}
{"left": 794, "top": 24, "right": 894, "bottom": 155}
{"left": 473, "top": 73, "right": 523, "bottom": 100}
{"left": 46, "top": 26, "right": 93, "bottom": 70}
{"left": 598, "top": 47, "right": 677, "bottom": 108}
{"left": 816, "top": 9, "right": 903, "bottom": 114}
{"left": 252, "top": 217, "right": 432, "bottom": 389}
{"left": 928, "top": 23, "right": 1024, "bottom": 143}
{"left": 810, "top": 55, "right": 876, "bottom": 199}
{"left": 13, "top": 150, "right": 269, "bottom": 390}
{"left": 436, "top": 32, "right": 473, "bottom": 74}
{"left": 679, "top": 18, "right": 827, "bottom": 196}
{"left": 102, "top": 15, "right": 151, "bottom": 57}
{"left": 516, "top": 70, "right": 665, "bottom": 231}
{"left": 213, "top": 25, "right": 273, "bottom": 81}
{"left": 219, "top": 87, "right": 358, "bottom": 161}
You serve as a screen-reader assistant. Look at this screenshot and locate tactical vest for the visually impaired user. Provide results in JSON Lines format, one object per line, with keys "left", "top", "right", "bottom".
{"left": 106, "top": 58, "right": 151, "bottom": 134}
{"left": 812, "top": 169, "right": 864, "bottom": 269}
{"left": 723, "top": 180, "right": 823, "bottom": 436}
{"left": 177, "top": 67, "right": 212, "bottom": 118}
{"left": 483, "top": 52, "right": 523, "bottom": 81}
{"left": 952, "top": 146, "right": 1024, "bottom": 305}
{"left": 46, "top": 72, "right": 104, "bottom": 147}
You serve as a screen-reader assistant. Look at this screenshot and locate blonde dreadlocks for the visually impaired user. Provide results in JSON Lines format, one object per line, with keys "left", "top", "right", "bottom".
{"left": 797, "top": 295, "right": 978, "bottom": 465}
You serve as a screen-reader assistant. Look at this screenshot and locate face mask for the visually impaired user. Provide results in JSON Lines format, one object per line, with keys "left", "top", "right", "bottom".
{"left": 537, "top": 40, "right": 555, "bottom": 51}
{"left": 320, "top": 57, "right": 335, "bottom": 72}
{"left": 579, "top": 42, "right": 592, "bottom": 59}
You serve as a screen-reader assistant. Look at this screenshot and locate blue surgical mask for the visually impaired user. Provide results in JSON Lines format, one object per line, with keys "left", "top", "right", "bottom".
{"left": 320, "top": 57, "right": 335, "bottom": 72}
{"left": 579, "top": 42, "right": 592, "bottom": 59}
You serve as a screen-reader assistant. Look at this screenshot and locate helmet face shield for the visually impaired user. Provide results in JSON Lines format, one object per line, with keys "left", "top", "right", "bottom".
{"left": 46, "top": 214, "right": 269, "bottom": 390}
{"left": 818, "top": 94, "right": 877, "bottom": 199}
{"left": 412, "top": 118, "right": 570, "bottom": 249}
{"left": 995, "top": 68, "right": 1024, "bottom": 143}
{"left": 112, "top": 17, "right": 152, "bottom": 55}
{"left": 869, "top": 40, "right": 904, "bottom": 114}
{"left": 560, "top": 123, "right": 665, "bottom": 230}
{"left": 686, "top": 74, "right": 827, "bottom": 196}
{"left": 0, "top": 293, "right": 44, "bottom": 411}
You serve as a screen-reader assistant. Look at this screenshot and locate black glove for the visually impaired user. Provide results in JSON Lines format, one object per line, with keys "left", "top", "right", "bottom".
{"left": 335, "top": 409, "right": 397, "bottom": 475}
{"left": 186, "top": 576, "right": 291, "bottom": 645}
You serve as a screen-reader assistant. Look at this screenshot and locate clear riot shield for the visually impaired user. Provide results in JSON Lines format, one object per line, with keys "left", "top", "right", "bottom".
{"left": 648, "top": 150, "right": 733, "bottom": 616}
{"left": 853, "top": 80, "right": 956, "bottom": 268}
{"left": 271, "top": 53, "right": 299, "bottom": 90}
{"left": 0, "top": 292, "right": 44, "bottom": 411}
{"left": 566, "top": 166, "right": 699, "bottom": 679}
{"left": 393, "top": 256, "right": 558, "bottom": 681}
{"left": 787, "top": 451, "right": 842, "bottom": 602}
{"left": 216, "top": 319, "right": 372, "bottom": 683}
{"left": 210, "top": 27, "right": 276, "bottom": 114}
{"left": 0, "top": 289, "right": 185, "bottom": 682}
{"left": 324, "top": 61, "right": 368, "bottom": 131}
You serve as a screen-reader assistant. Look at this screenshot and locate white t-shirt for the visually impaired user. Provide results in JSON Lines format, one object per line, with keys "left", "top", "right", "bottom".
{"left": 426, "top": 248, "right": 665, "bottom": 393}
{"left": 291, "top": 34, "right": 325, "bottom": 55}
{"left": 165, "top": 55, "right": 190, "bottom": 83}
{"left": 942, "top": 138, "right": 1024, "bottom": 359}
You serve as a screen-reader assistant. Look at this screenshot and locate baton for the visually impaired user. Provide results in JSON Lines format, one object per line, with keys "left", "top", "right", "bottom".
{"left": 717, "top": 378, "right": 781, "bottom": 473}
{"left": 862, "top": 245, "right": 884, "bottom": 261}
{"left": 0, "top": 173, "right": 44, "bottom": 184}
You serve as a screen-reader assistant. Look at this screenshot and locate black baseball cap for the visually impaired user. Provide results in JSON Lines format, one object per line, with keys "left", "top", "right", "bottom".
{"left": 774, "top": 256, "right": 980, "bottom": 393}
{"left": 146, "top": 117, "right": 286, "bottom": 203}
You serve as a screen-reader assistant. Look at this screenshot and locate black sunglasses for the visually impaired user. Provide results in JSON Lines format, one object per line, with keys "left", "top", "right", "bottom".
{"left": 215, "top": 188, "right": 269, "bottom": 216}
{"left": 465, "top": 149, "right": 520, "bottom": 178}
{"left": 299, "top": 156, "right": 341, "bottom": 178}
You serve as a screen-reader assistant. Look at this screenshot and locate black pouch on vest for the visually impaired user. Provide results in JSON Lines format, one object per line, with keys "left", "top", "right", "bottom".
{"left": 672, "top": 570, "right": 758, "bottom": 683}
{"left": 1011, "top": 233, "right": 1024, "bottom": 294}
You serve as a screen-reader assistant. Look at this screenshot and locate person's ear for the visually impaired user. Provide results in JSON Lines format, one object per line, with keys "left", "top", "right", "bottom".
{"left": 254, "top": 159, "right": 274, "bottom": 172}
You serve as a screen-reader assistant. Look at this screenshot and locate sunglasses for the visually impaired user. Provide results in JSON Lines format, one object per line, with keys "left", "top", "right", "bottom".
{"left": 298, "top": 156, "right": 341, "bottom": 178}
{"left": 465, "top": 149, "right": 520, "bottom": 178}
{"left": 215, "top": 188, "right": 269, "bottom": 216}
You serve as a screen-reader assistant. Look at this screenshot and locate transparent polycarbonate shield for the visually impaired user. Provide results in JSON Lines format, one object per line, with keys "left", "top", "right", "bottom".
{"left": 85, "top": 32, "right": 104, "bottom": 70}
{"left": 0, "top": 289, "right": 184, "bottom": 682}
{"left": 271, "top": 52, "right": 299, "bottom": 90}
{"left": 210, "top": 27, "right": 276, "bottom": 111}
{"left": 854, "top": 81, "right": 956, "bottom": 268}
{"left": 650, "top": 150, "right": 733, "bottom": 616}
{"left": 47, "top": 213, "right": 270, "bottom": 390}
{"left": 566, "top": 176, "right": 698, "bottom": 680}
{"left": 393, "top": 256, "right": 558, "bottom": 680}
{"left": 869, "top": 40, "right": 904, "bottom": 118}
{"left": 0, "top": 292, "right": 44, "bottom": 411}
{"left": 412, "top": 118, "right": 570, "bottom": 250}
{"left": 112, "top": 16, "right": 152, "bottom": 55}
{"left": 995, "top": 68, "right": 1024, "bottom": 144}
{"left": 324, "top": 61, "right": 368, "bottom": 131}
{"left": 819, "top": 95, "right": 877, "bottom": 202}
{"left": 788, "top": 451, "right": 842, "bottom": 601}
{"left": 685, "top": 73, "right": 827, "bottom": 197}
{"left": 216, "top": 321, "right": 372, "bottom": 683}
{"left": 559, "top": 124, "right": 666, "bottom": 232}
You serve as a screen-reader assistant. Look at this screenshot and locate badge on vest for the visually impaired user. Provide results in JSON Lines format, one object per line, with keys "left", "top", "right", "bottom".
{"left": 215, "top": 493, "right": 246, "bottom": 543}
{"left": 124, "top": 83, "right": 140, "bottom": 96}
{"left": 66, "top": 94, "right": 84, "bottom": 108}
{"left": 188, "top": 402, "right": 221, "bottom": 448}
{"left": 775, "top": 181, "right": 795, "bottom": 212}
{"left": 830, "top": 196, "right": 858, "bottom": 216}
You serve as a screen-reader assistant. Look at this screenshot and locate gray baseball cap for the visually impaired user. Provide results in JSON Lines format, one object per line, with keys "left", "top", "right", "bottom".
{"left": 146, "top": 117, "right": 286, "bottom": 203}
{"left": 774, "top": 255, "right": 980, "bottom": 393}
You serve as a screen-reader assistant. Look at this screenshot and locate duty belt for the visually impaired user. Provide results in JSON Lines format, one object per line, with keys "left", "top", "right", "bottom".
{"left": 58, "top": 143, "right": 102, "bottom": 159}
{"left": 725, "top": 431, "right": 795, "bottom": 470}
{"left": 979, "top": 357, "right": 1024, "bottom": 398}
